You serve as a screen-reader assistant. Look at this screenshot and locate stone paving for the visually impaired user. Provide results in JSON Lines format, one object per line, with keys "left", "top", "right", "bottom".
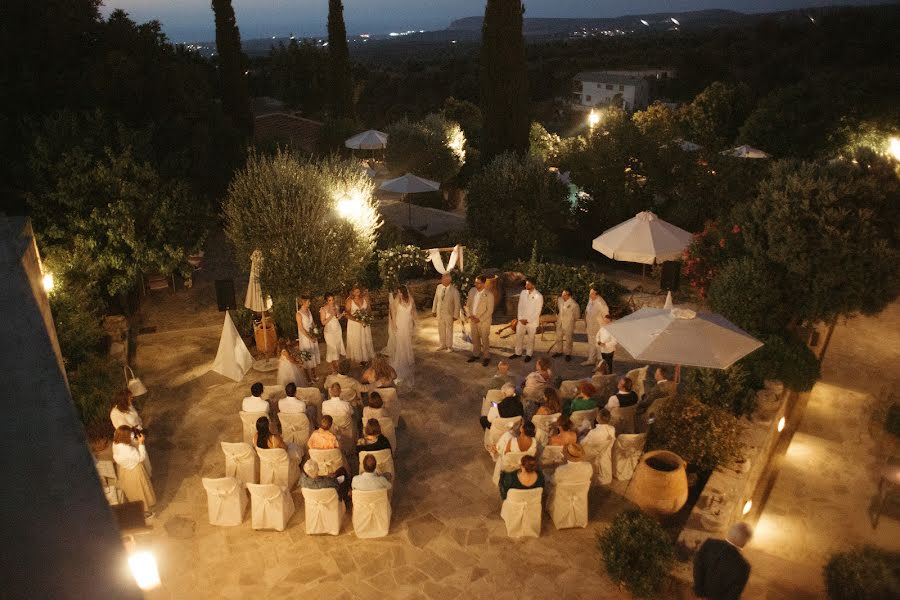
{"left": 134, "top": 278, "right": 637, "bottom": 599}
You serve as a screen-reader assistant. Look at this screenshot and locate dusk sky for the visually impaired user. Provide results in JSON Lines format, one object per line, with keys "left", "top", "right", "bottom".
{"left": 100, "top": 0, "right": 878, "bottom": 42}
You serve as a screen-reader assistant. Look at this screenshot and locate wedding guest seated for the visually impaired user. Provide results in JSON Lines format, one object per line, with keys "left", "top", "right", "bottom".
{"left": 241, "top": 382, "right": 269, "bottom": 413}
{"left": 300, "top": 459, "right": 350, "bottom": 506}
{"left": 110, "top": 390, "right": 143, "bottom": 431}
{"left": 499, "top": 455, "right": 544, "bottom": 500}
{"left": 591, "top": 361, "right": 619, "bottom": 400}
{"left": 487, "top": 360, "right": 516, "bottom": 391}
{"left": 549, "top": 415, "right": 578, "bottom": 447}
{"left": 308, "top": 415, "right": 340, "bottom": 449}
{"left": 356, "top": 419, "right": 392, "bottom": 452}
{"left": 580, "top": 409, "right": 616, "bottom": 444}
{"left": 360, "top": 355, "right": 397, "bottom": 389}
{"left": 278, "top": 382, "right": 307, "bottom": 414}
{"left": 323, "top": 383, "right": 353, "bottom": 421}
{"left": 362, "top": 392, "right": 388, "bottom": 422}
{"left": 254, "top": 416, "right": 287, "bottom": 450}
{"left": 522, "top": 358, "right": 552, "bottom": 402}
{"left": 605, "top": 377, "right": 639, "bottom": 409}
{"left": 112, "top": 425, "right": 156, "bottom": 518}
{"left": 480, "top": 383, "right": 524, "bottom": 429}
{"left": 352, "top": 454, "right": 393, "bottom": 492}
{"left": 535, "top": 387, "right": 562, "bottom": 416}
{"left": 552, "top": 443, "right": 593, "bottom": 484}
{"left": 563, "top": 381, "right": 599, "bottom": 416}
{"left": 637, "top": 367, "right": 676, "bottom": 412}
{"left": 324, "top": 363, "right": 363, "bottom": 400}
{"left": 497, "top": 421, "right": 538, "bottom": 457}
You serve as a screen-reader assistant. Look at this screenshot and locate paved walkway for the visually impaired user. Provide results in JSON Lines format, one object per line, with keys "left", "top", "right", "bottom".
{"left": 743, "top": 301, "right": 900, "bottom": 599}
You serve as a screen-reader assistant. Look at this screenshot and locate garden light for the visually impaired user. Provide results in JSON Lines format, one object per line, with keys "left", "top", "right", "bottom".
{"left": 888, "top": 137, "right": 900, "bottom": 161}
{"left": 128, "top": 550, "right": 161, "bottom": 590}
{"left": 777, "top": 416, "right": 786, "bottom": 433}
{"left": 336, "top": 191, "right": 365, "bottom": 223}
{"left": 587, "top": 109, "right": 601, "bottom": 128}
{"left": 742, "top": 499, "right": 753, "bottom": 516}
{"left": 42, "top": 272, "right": 54, "bottom": 293}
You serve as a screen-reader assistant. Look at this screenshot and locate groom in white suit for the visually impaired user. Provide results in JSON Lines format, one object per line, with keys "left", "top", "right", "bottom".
{"left": 582, "top": 286, "right": 610, "bottom": 366}
{"left": 511, "top": 278, "right": 543, "bottom": 363}
{"left": 431, "top": 273, "right": 461, "bottom": 352}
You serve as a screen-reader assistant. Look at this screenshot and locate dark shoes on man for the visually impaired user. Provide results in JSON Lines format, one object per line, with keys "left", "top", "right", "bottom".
{"left": 523, "top": 355, "right": 532, "bottom": 363}
{"left": 551, "top": 352, "right": 562, "bottom": 358}
{"left": 508, "top": 354, "right": 520, "bottom": 360}
{"left": 482, "top": 358, "right": 490, "bottom": 367}
{"left": 466, "top": 356, "right": 479, "bottom": 363}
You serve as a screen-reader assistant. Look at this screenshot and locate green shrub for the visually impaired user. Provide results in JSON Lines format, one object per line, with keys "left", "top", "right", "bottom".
{"left": 376, "top": 245, "right": 427, "bottom": 290}
{"left": 682, "top": 364, "right": 757, "bottom": 417}
{"left": 230, "top": 307, "right": 255, "bottom": 338}
{"left": 68, "top": 354, "right": 120, "bottom": 432}
{"left": 385, "top": 114, "right": 465, "bottom": 184}
{"left": 708, "top": 256, "right": 793, "bottom": 335}
{"left": 48, "top": 286, "right": 106, "bottom": 371}
{"left": 648, "top": 395, "right": 742, "bottom": 473}
{"left": 271, "top": 297, "right": 298, "bottom": 343}
{"left": 738, "top": 333, "right": 820, "bottom": 392}
{"left": 598, "top": 509, "right": 676, "bottom": 598}
{"left": 824, "top": 546, "right": 900, "bottom": 600}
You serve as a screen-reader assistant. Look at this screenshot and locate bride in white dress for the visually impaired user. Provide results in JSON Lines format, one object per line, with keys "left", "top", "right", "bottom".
{"left": 319, "top": 292, "right": 346, "bottom": 373}
{"left": 390, "top": 285, "right": 417, "bottom": 385}
{"left": 295, "top": 295, "right": 321, "bottom": 383}
{"left": 345, "top": 286, "right": 375, "bottom": 365}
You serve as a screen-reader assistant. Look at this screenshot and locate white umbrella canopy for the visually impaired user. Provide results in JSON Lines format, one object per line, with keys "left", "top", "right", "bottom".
{"left": 244, "top": 249, "right": 272, "bottom": 313}
{"left": 345, "top": 129, "right": 388, "bottom": 150}
{"left": 379, "top": 173, "right": 441, "bottom": 194}
{"left": 677, "top": 139, "right": 703, "bottom": 152}
{"left": 721, "top": 144, "right": 770, "bottom": 159}
{"left": 604, "top": 307, "right": 763, "bottom": 370}
{"left": 592, "top": 211, "right": 693, "bottom": 265}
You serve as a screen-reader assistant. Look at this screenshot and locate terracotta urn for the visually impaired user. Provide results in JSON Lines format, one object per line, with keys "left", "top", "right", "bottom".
{"left": 626, "top": 450, "right": 689, "bottom": 517}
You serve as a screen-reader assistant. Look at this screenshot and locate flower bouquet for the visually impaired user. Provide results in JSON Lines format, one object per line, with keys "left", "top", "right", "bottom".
{"left": 288, "top": 347, "right": 313, "bottom": 363}
{"left": 308, "top": 325, "right": 320, "bottom": 338}
{"left": 353, "top": 308, "right": 374, "bottom": 327}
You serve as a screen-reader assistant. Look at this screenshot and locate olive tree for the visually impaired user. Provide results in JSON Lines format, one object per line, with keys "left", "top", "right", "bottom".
{"left": 223, "top": 150, "right": 381, "bottom": 301}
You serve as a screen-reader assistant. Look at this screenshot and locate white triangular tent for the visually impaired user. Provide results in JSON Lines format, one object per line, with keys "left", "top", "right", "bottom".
{"left": 212, "top": 310, "right": 253, "bottom": 381}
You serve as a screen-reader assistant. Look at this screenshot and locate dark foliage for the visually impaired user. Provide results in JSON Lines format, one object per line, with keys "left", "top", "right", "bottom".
{"left": 212, "top": 0, "right": 253, "bottom": 137}
{"left": 327, "top": 0, "right": 354, "bottom": 119}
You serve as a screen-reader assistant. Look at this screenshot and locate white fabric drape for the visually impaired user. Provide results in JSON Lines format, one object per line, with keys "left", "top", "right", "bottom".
{"left": 500, "top": 488, "right": 543, "bottom": 538}
{"left": 247, "top": 483, "right": 294, "bottom": 531}
{"left": 352, "top": 489, "right": 392, "bottom": 538}
{"left": 301, "top": 488, "right": 345, "bottom": 535}
{"left": 212, "top": 311, "right": 254, "bottom": 382}
{"left": 427, "top": 245, "right": 463, "bottom": 274}
{"left": 202, "top": 477, "right": 247, "bottom": 526}
{"left": 221, "top": 442, "right": 259, "bottom": 484}
{"left": 549, "top": 481, "right": 590, "bottom": 530}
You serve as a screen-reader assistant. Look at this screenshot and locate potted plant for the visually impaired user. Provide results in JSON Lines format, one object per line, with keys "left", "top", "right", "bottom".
{"left": 626, "top": 450, "right": 689, "bottom": 517}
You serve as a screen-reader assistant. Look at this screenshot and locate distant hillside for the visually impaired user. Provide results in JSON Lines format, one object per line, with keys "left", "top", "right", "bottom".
{"left": 449, "top": 9, "right": 750, "bottom": 35}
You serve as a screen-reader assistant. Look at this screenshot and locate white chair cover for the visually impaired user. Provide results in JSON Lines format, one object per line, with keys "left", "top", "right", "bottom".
{"left": 569, "top": 408, "right": 599, "bottom": 432}
{"left": 376, "top": 417, "right": 398, "bottom": 455}
{"left": 308, "top": 448, "right": 349, "bottom": 476}
{"left": 278, "top": 412, "right": 311, "bottom": 450}
{"left": 531, "top": 413, "right": 561, "bottom": 437}
{"left": 609, "top": 405, "right": 637, "bottom": 435}
{"left": 352, "top": 488, "right": 392, "bottom": 538}
{"left": 626, "top": 365, "right": 649, "bottom": 400}
{"left": 584, "top": 437, "right": 616, "bottom": 485}
{"left": 559, "top": 380, "right": 583, "bottom": 399}
{"left": 202, "top": 477, "right": 247, "bottom": 526}
{"left": 257, "top": 447, "right": 300, "bottom": 490}
{"left": 549, "top": 480, "right": 590, "bottom": 529}
{"left": 358, "top": 448, "right": 395, "bottom": 481}
{"left": 481, "top": 389, "right": 505, "bottom": 417}
{"left": 327, "top": 410, "right": 357, "bottom": 454}
{"left": 301, "top": 487, "right": 345, "bottom": 535}
{"left": 375, "top": 387, "right": 401, "bottom": 427}
{"left": 246, "top": 483, "right": 294, "bottom": 531}
{"left": 95, "top": 459, "right": 118, "bottom": 485}
{"left": 484, "top": 416, "right": 522, "bottom": 458}
{"left": 613, "top": 433, "right": 647, "bottom": 481}
{"left": 493, "top": 447, "right": 538, "bottom": 484}
{"left": 540, "top": 445, "right": 566, "bottom": 469}
{"left": 239, "top": 411, "right": 268, "bottom": 445}
{"left": 297, "top": 387, "right": 323, "bottom": 424}
{"left": 221, "top": 441, "right": 259, "bottom": 485}
{"left": 500, "top": 488, "right": 543, "bottom": 538}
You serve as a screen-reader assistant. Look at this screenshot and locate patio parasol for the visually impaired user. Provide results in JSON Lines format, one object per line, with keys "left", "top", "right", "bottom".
{"left": 592, "top": 211, "right": 693, "bottom": 265}
{"left": 345, "top": 130, "right": 388, "bottom": 150}
{"left": 245, "top": 250, "right": 275, "bottom": 365}
{"left": 720, "top": 145, "right": 770, "bottom": 159}
{"left": 379, "top": 173, "right": 441, "bottom": 225}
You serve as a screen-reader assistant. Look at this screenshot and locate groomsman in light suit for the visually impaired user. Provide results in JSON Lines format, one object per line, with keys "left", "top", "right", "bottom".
{"left": 466, "top": 275, "right": 495, "bottom": 367}
{"left": 582, "top": 286, "right": 610, "bottom": 366}
{"left": 510, "top": 277, "right": 543, "bottom": 363}
{"left": 431, "top": 273, "right": 461, "bottom": 352}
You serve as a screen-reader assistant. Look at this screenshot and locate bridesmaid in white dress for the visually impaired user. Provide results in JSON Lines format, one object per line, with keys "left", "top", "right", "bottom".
{"left": 319, "top": 292, "right": 346, "bottom": 373}
{"left": 345, "top": 286, "right": 375, "bottom": 365}
{"left": 390, "top": 285, "right": 417, "bottom": 386}
{"left": 295, "top": 295, "right": 321, "bottom": 383}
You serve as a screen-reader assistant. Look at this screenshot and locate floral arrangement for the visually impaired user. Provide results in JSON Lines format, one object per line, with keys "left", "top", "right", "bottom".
{"left": 682, "top": 221, "right": 745, "bottom": 299}
{"left": 308, "top": 324, "right": 320, "bottom": 338}
{"left": 376, "top": 244, "right": 427, "bottom": 290}
{"left": 288, "top": 347, "right": 313, "bottom": 363}
{"left": 353, "top": 308, "right": 374, "bottom": 327}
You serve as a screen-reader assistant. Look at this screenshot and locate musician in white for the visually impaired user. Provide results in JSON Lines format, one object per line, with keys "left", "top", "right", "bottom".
{"left": 581, "top": 286, "right": 610, "bottom": 366}
{"left": 431, "top": 273, "right": 461, "bottom": 352}
{"left": 511, "top": 278, "right": 543, "bottom": 363}
{"left": 552, "top": 288, "right": 581, "bottom": 362}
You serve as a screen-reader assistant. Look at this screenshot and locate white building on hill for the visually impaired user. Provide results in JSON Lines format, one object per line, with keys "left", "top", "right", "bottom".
{"left": 572, "top": 71, "right": 652, "bottom": 113}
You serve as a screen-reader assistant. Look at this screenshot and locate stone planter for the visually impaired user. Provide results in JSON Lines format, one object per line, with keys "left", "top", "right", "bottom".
{"left": 753, "top": 389, "right": 780, "bottom": 421}
{"left": 626, "top": 450, "right": 689, "bottom": 517}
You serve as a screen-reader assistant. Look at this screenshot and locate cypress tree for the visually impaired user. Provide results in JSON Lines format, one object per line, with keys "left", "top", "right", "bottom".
{"left": 479, "top": 0, "right": 530, "bottom": 164}
{"left": 212, "top": 0, "right": 252, "bottom": 137}
{"left": 327, "top": 0, "right": 354, "bottom": 119}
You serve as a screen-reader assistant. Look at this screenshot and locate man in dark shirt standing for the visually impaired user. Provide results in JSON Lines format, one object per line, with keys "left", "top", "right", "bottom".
{"left": 693, "top": 522, "right": 753, "bottom": 600}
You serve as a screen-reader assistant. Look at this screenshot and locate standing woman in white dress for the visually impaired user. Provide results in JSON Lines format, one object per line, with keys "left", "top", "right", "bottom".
{"left": 390, "top": 285, "right": 417, "bottom": 385}
{"left": 345, "top": 286, "right": 375, "bottom": 366}
{"left": 295, "top": 295, "right": 321, "bottom": 384}
{"left": 319, "top": 292, "right": 346, "bottom": 374}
